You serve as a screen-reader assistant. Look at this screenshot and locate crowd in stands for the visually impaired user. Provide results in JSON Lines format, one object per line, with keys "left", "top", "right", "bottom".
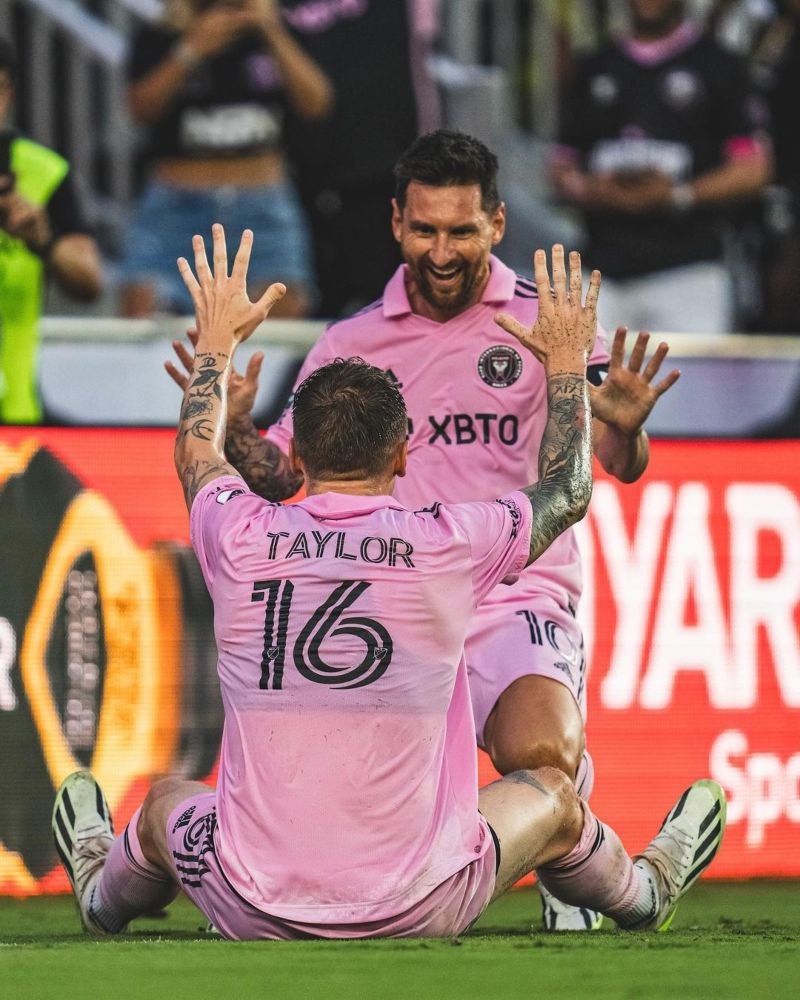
{"left": 2, "top": 0, "right": 800, "bottom": 423}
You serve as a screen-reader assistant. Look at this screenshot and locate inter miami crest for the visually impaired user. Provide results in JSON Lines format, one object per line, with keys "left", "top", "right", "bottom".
{"left": 478, "top": 345, "right": 523, "bottom": 388}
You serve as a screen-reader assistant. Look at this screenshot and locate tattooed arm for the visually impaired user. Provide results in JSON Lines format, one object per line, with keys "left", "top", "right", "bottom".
{"left": 225, "top": 413, "right": 302, "bottom": 501}
{"left": 175, "top": 349, "right": 240, "bottom": 510}
{"left": 522, "top": 372, "right": 592, "bottom": 564}
{"left": 495, "top": 245, "right": 598, "bottom": 566}
{"left": 166, "top": 329, "right": 302, "bottom": 500}
{"left": 174, "top": 224, "right": 287, "bottom": 512}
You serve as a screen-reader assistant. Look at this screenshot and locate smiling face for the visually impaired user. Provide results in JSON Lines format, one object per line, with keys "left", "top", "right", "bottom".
{"left": 391, "top": 182, "right": 506, "bottom": 322}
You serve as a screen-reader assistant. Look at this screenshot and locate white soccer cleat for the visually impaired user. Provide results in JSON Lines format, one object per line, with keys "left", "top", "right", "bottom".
{"left": 52, "top": 770, "right": 120, "bottom": 936}
{"left": 632, "top": 778, "right": 727, "bottom": 932}
{"left": 539, "top": 883, "right": 603, "bottom": 931}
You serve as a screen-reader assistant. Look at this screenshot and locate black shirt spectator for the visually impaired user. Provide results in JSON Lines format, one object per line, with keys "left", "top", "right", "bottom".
{"left": 282, "top": 0, "right": 440, "bottom": 317}
{"left": 552, "top": 1, "right": 770, "bottom": 334}
{"left": 128, "top": 25, "right": 289, "bottom": 162}
{"left": 560, "top": 28, "right": 765, "bottom": 278}
{"left": 121, "top": 1, "right": 332, "bottom": 318}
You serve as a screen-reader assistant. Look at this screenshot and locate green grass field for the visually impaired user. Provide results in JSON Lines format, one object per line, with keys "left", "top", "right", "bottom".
{"left": 2, "top": 883, "right": 798, "bottom": 1000}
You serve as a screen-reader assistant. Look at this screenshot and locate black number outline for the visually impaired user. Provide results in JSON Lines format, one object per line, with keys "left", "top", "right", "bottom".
{"left": 252, "top": 580, "right": 393, "bottom": 690}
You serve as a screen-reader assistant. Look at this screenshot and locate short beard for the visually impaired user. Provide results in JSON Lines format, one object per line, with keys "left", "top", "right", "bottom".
{"left": 414, "top": 262, "right": 481, "bottom": 315}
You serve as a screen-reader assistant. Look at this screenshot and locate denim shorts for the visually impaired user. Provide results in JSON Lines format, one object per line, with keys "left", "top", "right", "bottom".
{"left": 121, "top": 178, "right": 314, "bottom": 310}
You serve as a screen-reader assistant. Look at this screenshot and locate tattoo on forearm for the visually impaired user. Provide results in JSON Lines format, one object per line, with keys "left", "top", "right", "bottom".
{"left": 507, "top": 770, "right": 551, "bottom": 795}
{"left": 523, "top": 373, "right": 592, "bottom": 562}
{"left": 179, "top": 458, "right": 233, "bottom": 510}
{"left": 176, "top": 350, "right": 238, "bottom": 508}
{"left": 225, "top": 416, "right": 302, "bottom": 502}
{"left": 178, "top": 354, "right": 227, "bottom": 437}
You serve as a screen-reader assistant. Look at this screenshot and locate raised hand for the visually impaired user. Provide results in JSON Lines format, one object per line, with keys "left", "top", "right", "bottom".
{"left": 183, "top": 4, "right": 257, "bottom": 60}
{"left": 165, "top": 328, "right": 263, "bottom": 425}
{"left": 494, "top": 245, "right": 600, "bottom": 375}
{"left": 0, "top": 192, "right": 53, "bottom": 255}
{"left": 502, "top": 245, "right": 598, "bottom": 564}
{"left": 590, "top": 327, "right": 680, "bottom": 436}
{"left": 177, "top": 224, "right": 285, "bottom": 351}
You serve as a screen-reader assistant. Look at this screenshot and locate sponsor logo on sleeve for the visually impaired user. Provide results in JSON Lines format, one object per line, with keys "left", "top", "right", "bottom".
{"left": 215, "top": 488, "right": 246, "bottom": 505}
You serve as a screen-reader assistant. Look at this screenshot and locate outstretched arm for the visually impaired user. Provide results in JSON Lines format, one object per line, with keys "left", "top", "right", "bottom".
{"left": 174, "top": 224, "right": 286, "bottom": 511}
{"left": 166, "top": 329, "right": 302, "bottom": 501}
{"left": 176, "top": 348, "right": 237, "bottom": 511}
{"left": 525, "top": 370, "right": 593, "bottom": 564}
{"left": 496, "top": 246, "right": 597, "bottom": 566}
{"left": 255, "top": 1, "right": 333, "bottom": 119}
{"left": 590, "top": 327, "right": 681, "bottom": 483}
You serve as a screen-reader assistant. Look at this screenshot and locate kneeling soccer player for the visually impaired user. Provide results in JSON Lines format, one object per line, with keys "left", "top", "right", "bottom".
{"left": 53, "top": 227, "right": 725, "bottom": 939}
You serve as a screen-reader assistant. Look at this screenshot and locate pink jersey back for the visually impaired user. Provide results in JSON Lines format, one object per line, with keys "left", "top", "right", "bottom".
{"left": 190, "top": 475, "right": 532, "bottom": 923}
{"left": 267, "top": 256, "right": 608, "bottom": 610}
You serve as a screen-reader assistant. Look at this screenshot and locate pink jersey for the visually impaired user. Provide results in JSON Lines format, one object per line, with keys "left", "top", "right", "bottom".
{"left": 190, "top": 475, "right": 532, "bottom": 923}
{"left": 267, "top": 255, "right": 609, "bottom": 610}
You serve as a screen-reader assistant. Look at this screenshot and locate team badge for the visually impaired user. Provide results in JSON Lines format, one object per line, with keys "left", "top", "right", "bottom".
{"left": 589, "top": 73, "right": 618, "bottom": 105}
{"left": 478, "top": 346, "right": 523, "bottom": 388}
{"left": 660, "top": 68, "right": 703, "bottom": 109}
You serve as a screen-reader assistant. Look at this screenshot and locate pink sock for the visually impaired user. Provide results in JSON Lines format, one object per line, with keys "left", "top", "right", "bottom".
{"left": 537, "top": 803, "right": 658, "bottom": 928}
{"left": 90, "top": 807, "right": 179, "bottom": 933}
{"left": 575, "top": 750, "right": 595, "bottom": 800}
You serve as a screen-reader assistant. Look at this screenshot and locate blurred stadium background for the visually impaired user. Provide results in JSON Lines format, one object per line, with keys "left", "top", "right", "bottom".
{"left": 1, "top": 0, "right": 799, "bottom": 916}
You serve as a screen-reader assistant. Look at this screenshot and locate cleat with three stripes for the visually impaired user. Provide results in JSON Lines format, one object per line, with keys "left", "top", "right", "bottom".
{"left": 631, "top": 779, "right": 727, "bottom": 931}
{"left": 52, "top": 770, "right": 121, "bottom": 936}
{"left": 539, "top": 883, "right": 603, "bottom": 931}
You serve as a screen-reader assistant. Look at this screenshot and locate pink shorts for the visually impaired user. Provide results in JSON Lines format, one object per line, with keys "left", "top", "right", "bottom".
{"left": 166, "top": 794, "right": 498, "bottom": 940}
{"left": 466, "top": 594, "right": 587, "bottom": 747}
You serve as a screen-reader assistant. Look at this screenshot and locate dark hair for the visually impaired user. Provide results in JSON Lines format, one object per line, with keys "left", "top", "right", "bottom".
{"left": 0, "top": 38, "right": 16, "bottom": 85}
{"left": 393, "top": 129, "right": 500, "bottom": 213}
{"left": 292, "top": 358, "right": 407, "bottom": 479}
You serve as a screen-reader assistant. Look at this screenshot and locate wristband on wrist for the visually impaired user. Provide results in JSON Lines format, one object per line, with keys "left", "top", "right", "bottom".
{"left": 670, "top": 183, "right": 696, "bottom": 212}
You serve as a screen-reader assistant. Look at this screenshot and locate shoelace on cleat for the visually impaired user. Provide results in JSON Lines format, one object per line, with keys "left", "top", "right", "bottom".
{"left": 73, "top": 833, "right": 113, "bottom": 881}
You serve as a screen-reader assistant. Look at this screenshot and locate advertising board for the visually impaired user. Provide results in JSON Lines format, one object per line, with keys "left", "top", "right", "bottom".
{"left": 1, "top": 429, "right": 797, "bottom": 893}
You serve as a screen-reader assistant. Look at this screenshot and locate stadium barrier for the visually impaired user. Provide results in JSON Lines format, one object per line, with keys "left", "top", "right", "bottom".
{"left": 1, "top": 323, "right": 799, "bottom": 894}
{"left": 34, "top": 317, "right": 800, "bottom": 436}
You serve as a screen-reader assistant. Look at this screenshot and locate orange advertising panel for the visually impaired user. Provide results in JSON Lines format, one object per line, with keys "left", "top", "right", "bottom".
{"left": 0, "top": 429, "right": 798, "bottom": 895}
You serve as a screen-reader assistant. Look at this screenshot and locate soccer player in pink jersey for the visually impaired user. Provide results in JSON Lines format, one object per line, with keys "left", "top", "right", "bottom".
{"left": 52, "top": 226, "right": 724, "bottom": 940}
{"left": 167, "top": 130, "right": 682, "bottom": 930}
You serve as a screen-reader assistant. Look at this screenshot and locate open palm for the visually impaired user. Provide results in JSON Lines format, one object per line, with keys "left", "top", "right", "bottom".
{"left": 590, "top": 327, "right": 680, "bottom": 435}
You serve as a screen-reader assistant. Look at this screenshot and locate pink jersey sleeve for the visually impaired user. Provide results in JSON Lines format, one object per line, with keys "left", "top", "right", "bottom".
{"left": 265, "top": 325, "right": 340, "bottom": 455}
{"left": 441, "top": 490, "right": 533, "bottom": 605}
{"left": 189, "top": 475, "right": 276, "bottom": 589}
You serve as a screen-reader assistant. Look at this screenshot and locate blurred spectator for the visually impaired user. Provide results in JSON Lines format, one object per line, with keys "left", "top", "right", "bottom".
{"left": 752, "top": 0, "right": 800, "bottom": 330}
{"left": 0, "top": 38, "right": 103, "bottom": 424}
{"left": 707, "top": 0, "right": 777, "bottom": 55}
{"left": 552, "top": 0, "right": 771, "bottom": 333}
{"left": 122, "top": 0, "right": 332, "bottom": 317}
{"left": 281, "top": 0, "right": 441, "bottom": 318}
